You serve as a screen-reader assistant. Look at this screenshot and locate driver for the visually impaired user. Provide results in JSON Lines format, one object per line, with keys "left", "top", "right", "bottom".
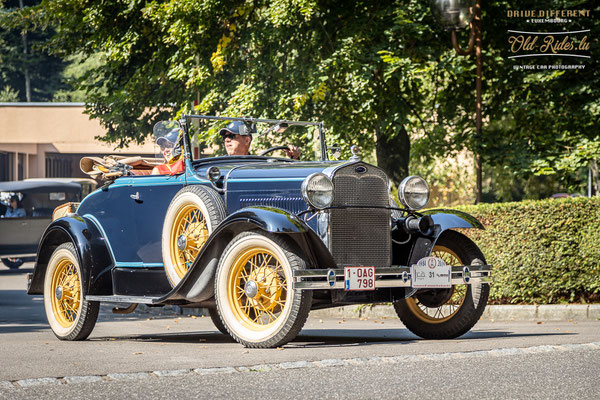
{"left": 219, "top": 121, "right": 300, "bottom": 159}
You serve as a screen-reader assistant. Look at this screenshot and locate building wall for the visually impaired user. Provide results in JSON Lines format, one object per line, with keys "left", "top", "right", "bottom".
{"left": 0, "top": 103, "right": 156, "bottom": 181}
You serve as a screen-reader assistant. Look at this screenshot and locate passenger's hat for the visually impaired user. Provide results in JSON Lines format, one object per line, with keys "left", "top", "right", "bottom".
{"left": 156, "top": 128, "right": 180, "bottom": 147}
{"left": 219, "top": 121, "right": 256, "bottom": 137}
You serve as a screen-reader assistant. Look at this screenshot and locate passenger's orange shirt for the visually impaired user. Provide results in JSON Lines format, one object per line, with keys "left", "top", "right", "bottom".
{"left": 155, "top": 159, "right": 185, "bottom": 175}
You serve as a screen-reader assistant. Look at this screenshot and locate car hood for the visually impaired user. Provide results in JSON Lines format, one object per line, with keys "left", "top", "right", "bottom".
{"left": 222, "top": 160, "right": 342, "bottom": 215}
{"left": 225, "top": 160, "right": 340, "bottom": 182}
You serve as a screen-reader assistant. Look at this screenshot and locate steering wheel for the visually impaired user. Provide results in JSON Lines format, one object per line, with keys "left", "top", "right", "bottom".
{"left": 259, "top": 146, "right": 291, "bottom": 156}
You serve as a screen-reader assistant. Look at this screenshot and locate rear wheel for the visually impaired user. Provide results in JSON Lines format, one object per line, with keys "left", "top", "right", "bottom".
{"left": 215, "top": 231, "right": 312, "bottom": 348}
{"left": 394, "top": 230, "right": 489, "bottom": 339}
{"left": 162, "top": 186, "right": 225, "bottom": 286}
{"left": 44, "top": 243, "right": 99, "bottom": 340}
{"left": 208, "top": 307, "right": 229, "bottom": 336}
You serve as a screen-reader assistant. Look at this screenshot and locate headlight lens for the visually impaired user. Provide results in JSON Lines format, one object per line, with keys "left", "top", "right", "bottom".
{"left": 302, "top": 173, "right": 334, "bottom": 209}
{"left": 398, "top": 176, "right": 429, "bottom": 210}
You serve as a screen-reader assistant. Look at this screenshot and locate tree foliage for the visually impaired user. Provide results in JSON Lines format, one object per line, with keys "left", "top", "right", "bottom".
{"left": 0, "top": 0, "right": 67, "bottom": 102}
{"left": 9, "top": 0, "right": 458, "bottom": 182}
{"left": 5, "top": 0, "right": 599, "bottom": 195}
{"left": 479, "top": 0, "right": 600, "bottom": 194}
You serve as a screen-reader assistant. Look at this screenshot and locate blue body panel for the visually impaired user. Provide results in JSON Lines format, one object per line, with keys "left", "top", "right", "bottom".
{"left": 225, "top": 161, "right": 336, "bottom": 230}
{"left": 77, "top": 174, "right": 189, "bottom": 266}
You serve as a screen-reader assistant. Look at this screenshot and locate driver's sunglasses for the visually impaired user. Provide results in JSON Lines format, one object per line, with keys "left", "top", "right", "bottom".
{"left": 222, "top": 133, "right": 239, "bottom": 141}
{"left": 160, "top": 144, "right": 174, "bottom": 151}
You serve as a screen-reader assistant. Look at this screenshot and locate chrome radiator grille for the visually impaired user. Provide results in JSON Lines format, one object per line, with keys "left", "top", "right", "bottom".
{"left": 329, "top": 163, "right": 391, "bottom": 267}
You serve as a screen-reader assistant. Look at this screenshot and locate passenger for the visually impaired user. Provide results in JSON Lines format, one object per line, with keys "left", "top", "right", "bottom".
{"left": 151, "top": 129, "right": 185, "bottom": 175}
{"left": 4, "top": 195, "right": 25, "bottom": 218}
{"left": 219, "top": 121, "right": 301, "bottom": 159}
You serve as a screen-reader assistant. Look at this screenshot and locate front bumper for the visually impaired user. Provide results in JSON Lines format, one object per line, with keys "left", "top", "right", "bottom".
{"left": 292, "top": 265, "right": 492, "bottom": 290}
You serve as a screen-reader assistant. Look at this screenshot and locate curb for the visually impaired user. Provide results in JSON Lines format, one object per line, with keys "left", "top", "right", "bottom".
{"left": 133, "top": 304, "right": 600, "bottom": 322}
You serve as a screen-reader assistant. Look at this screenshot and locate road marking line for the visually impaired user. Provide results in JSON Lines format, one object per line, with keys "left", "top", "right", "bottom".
{"left": 279, "top": 361, "right": 314, "bottom": 370}
{"left": 106, "top": 372, "right": 151, "bottom": 381}
{"left": 0, "top": 381, "right": 15, "bottom": 390}
{"left": 3, "top": 342, "right": 599, "bottom": 390}
{"left": 193, "top": 367, "right": 237, "bottom": 375}
{"left": 152, "top": 369, "right": 191, "bottom": 377}
{"left": 15, "top": 377, "right": 61, "bottom": 387}
{"left": 63, "top": 376, "right": 104, "bottom": 384}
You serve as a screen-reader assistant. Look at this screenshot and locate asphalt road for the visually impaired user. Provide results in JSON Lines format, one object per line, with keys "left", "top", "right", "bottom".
{"left": 1, "top": 263, "right": 599, "bottom": 399}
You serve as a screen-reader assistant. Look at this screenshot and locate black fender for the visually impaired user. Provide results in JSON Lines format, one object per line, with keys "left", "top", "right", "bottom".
{"left": 421, "top": 208, "right": 484, "bottom": 231}
{"left": 407, "top": 209, "right": 484, "bottom": 266}
{"left": 27, "top": 216, "right": 113, "bottom": 296}
{"left": 159, "top": 206, "right": 334, "bottom": 303}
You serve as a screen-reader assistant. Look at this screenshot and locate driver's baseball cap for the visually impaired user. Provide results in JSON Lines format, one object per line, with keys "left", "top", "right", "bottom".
{"left": 156, "top": 128, "right": 180, "bottom": 147}
{"left": 219, "top": 121, "right": 256, "bottom": 137}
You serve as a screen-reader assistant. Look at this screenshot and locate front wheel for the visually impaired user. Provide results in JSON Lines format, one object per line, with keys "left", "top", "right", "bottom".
{"left": 43, "top": 243, "right": 99, "bottom": 340}
{"left": 394, "top": 230, "right": 489, "bottom": 339}
{"left": 215, "top": 231, "right": 312, "bottom": 348}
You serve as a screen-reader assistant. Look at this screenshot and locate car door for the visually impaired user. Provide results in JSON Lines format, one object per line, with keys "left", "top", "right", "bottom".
{"left": 127, "top": 174, "right": 186, "bottom": 265}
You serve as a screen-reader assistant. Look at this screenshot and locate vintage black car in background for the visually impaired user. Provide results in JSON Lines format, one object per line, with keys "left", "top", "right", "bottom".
{"left": 0, "top": 178, "right": 96, "bottom": 269}
{"left": 27, "top": 116, "right": 491, "bottom": 348}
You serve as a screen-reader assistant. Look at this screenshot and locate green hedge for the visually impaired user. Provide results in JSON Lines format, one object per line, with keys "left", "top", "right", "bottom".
{"left": 454, "top": 197, "right": 600, "bottom": 304}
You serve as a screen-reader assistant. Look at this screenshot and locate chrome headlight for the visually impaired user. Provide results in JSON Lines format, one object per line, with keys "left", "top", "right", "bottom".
{"left": 398, "top": 176, "right": 429, "bottom": 210}
{"left": 301, "top": 173, "right": 334, "bottom": 209}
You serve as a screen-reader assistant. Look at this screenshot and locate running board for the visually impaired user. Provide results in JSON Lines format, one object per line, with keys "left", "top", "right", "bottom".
{"left": 85, "top": 295, "right": 162, "bottom": 305}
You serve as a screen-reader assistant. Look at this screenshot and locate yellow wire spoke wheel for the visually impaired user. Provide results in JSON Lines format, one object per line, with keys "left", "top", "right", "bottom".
{"left": 170, "top": 205, "right": 209, "bottom": 279}
{"left": 227, "top": 247, "right": 287, "bottom": 330}
{"left": 163, "top": 186, "right": 226, "bottom": 287}
{"left": 405, "top": 245, "right": 467, "bottom": 324}
{"left": 394, "top": 230, "right": 490, "bottom": 340}
{"left": 49, "top": 258, "right": 82, "bottom": 328}
{"left": 215, "top": 231, "right": 312, "bottom": 348}
{"left": 43, "top": 242, "right": 99, "bottom": 341}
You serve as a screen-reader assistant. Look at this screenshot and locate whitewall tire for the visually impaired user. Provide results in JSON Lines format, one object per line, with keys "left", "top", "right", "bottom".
{"left": 215, "top": 231, "right": 312, "bottom": 348}
{"left": 43, "top": 243, "right": 99, "bottom": 340}
{"left": 162, "top": 186, "right": 225, "bottom": 286}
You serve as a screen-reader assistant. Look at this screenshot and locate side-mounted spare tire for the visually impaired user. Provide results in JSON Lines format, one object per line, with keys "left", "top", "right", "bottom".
{"left": 162, "top": 185, "right": 226, "bottom": 287}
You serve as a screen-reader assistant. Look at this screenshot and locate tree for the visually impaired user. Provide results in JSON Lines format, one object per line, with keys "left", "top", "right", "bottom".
{"left": 12, "top": 0, "right": 459, "bottom": 183}
{"left": 9, "top": 0, "right": 599, "bottom": 197}
{"left": 476, "top": 0, "right": 600, "bottom": 194}
{"left": 0, "top": 0, "right": 67, "bottom": 102}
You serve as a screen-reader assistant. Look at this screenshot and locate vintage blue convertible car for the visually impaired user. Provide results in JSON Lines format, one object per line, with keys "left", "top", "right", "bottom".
{"left": 27, "top": 115, "right": 491, "bottom": 348}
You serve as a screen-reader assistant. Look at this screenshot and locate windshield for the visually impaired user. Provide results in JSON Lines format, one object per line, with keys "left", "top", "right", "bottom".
{"left": 176, "top": 115, "right": 327, "bottom": 162}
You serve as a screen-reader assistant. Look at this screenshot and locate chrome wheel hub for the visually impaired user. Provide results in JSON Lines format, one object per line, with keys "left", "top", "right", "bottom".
{"left": 55, "top": 285, "right": 63, "bottom": 301}
{"left": 244, "top": 280, "right": 258, "bottom": 298}
{"left": 177, "top": 234, "right": 187, "bottom": 251}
